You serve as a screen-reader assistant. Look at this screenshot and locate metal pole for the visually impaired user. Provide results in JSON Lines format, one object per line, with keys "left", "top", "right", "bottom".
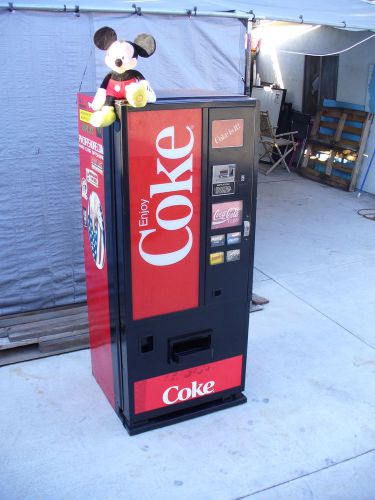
{"left": 244, "top": 18, "right": 252, "bottom": 96}
{"left": 0, "top": 2, "right": 374, "bottom": 31}
{"left": 357, "top": 149, "right": 375, "bottom": 197}
{"left": 1, "top": 3, "right": 252, "bottom": 19}
{"left": 2, "top": 4, "right": 375, "bottom": 30}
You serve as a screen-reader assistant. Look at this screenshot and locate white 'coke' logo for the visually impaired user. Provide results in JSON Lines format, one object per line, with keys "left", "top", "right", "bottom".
{"left": 162, "top": 380, "right": 215, "bottom": 405}
{"left": 139, "top": 125, "right": 194, "bottom": 266}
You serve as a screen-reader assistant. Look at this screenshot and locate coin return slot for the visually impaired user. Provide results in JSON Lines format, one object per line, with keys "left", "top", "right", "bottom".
{"left": 213, "top": 288, "right": 222, "bottom": 297}
{"left": 140, "top": 335, "right": 153, "bottom": 353}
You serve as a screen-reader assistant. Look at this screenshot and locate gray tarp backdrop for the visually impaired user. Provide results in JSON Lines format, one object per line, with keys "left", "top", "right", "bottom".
{"left": 0, "top": 10, "right": 245, "bottom": 315}
{"left": 1, "top": 0, "right": 375, "bottom": 315}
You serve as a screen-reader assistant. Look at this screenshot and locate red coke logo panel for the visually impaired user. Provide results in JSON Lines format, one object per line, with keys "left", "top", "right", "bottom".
{"left": 134, "top": 355, "right": 243, "bottom": 414}
{"left": 128, "top": 109, "right": 202, "bottom": 320}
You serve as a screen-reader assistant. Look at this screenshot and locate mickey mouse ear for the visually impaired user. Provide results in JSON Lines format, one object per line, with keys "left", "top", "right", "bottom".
{"left": 133, "top": 33, "right": 156, "bottom": 58}
{"left": 94, "top": 27, "right": 117, "bottom": 50}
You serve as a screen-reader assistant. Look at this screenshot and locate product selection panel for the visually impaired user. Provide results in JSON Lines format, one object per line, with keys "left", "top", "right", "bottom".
{"left": 205, "top": 106, "right": 254, "bottom": 303}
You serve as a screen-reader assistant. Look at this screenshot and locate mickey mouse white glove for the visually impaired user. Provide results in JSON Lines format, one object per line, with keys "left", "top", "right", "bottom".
{"left": 145, "top": 81, "right": 156, "bottom": 103}
{"left": 91, "top": 88, "right": 106, "bottom": 111}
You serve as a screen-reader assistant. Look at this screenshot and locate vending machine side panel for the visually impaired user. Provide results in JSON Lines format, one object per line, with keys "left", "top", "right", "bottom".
{"left": 77, "top": 93, "right": 115, "bottom": 407}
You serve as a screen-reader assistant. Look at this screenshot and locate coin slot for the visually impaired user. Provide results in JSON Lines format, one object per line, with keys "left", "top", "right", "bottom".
{"left": 140, "top": 335, "right": 153, "bottom": 353}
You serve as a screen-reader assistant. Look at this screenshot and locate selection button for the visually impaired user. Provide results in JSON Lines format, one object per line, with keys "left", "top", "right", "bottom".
{"left": 210, "top": 252, "right": 225, "bottom": 265}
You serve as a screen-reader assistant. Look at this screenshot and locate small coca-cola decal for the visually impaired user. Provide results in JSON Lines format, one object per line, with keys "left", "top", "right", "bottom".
{"left": 211, "top": 200, "right": 243, "bottom": 229}
{"left": 212, "top": 119, "right": 244, "bottom": 149}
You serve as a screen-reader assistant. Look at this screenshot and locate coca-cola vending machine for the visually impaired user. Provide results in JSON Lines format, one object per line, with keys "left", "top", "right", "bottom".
{"left": 78, "top": 92, "right": 259, "bottom": 434}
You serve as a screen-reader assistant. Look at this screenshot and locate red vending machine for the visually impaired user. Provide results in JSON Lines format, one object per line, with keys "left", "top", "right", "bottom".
{"left": 78, "top": 93, "right": 259, "bottom": 434}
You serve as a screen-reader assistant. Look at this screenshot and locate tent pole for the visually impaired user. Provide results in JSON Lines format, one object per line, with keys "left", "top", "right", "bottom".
{"left": 0, "top": 3, "right": 251, "bottom": 19}
{"left": 244, "top": 18, "right": 252, "bottom": 96}
{"left": 3, "top": 4, "right": 375, "bottom": 31}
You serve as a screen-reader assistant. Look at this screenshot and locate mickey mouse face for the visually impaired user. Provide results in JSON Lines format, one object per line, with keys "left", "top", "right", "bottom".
{"left": 94, "top": 26, "right": 156, "bottom": 75}
{"left": 105, "top": 40, "right": 137, "bottom": 74}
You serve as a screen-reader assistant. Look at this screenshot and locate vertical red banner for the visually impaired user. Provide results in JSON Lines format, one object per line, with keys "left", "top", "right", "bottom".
{"left": 128, "top": 109, "right": 202, "bottom": 320}
{"left": 77, "top": 94, "right": 114, "bottom": 407}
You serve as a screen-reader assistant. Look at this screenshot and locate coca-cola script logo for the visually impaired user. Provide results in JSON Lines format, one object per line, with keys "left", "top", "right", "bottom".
{"left": 162, "top": 380, "right": 215, "bottom": 405}
{"left": 211, "top": 200, "right": 243, "bottom": 229}
{"left": 138, "top": 125, "right": 195, "bottom": 266}
{"left": 212, "top": 119, "right": 244, "bottom": 149}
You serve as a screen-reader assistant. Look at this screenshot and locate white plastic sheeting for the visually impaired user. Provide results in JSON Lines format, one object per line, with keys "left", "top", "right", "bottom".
{"left": 0, "top": 9, "right": 245, "bottom": 314}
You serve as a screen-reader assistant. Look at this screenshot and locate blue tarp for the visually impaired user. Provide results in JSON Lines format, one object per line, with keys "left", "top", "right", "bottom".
{"left": 2, "top": 0, "right": 374, "bottom": 314}
{"left": 0, "top": 9, "right": 245, "bottom": 314}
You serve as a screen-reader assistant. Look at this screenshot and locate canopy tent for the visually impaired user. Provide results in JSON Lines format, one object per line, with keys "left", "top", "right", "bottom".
{"left": 1, "top": 1, "right": 374, "bottom": 315}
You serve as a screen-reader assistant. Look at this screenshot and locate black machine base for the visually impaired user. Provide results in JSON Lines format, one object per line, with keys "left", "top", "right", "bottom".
{"left": 120, "top": 392, "right": 247, "bottom": 436}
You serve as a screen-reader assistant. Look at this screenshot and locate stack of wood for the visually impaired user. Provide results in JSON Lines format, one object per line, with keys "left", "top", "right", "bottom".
{"left": 300, "top": 100, "right": 371, "bottom": 191}
{"left": 0, "top": 303, "right": 89, "bottom": 367}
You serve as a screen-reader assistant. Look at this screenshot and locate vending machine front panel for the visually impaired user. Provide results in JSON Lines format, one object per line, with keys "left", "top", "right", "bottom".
{"left": 127, "top": 108, "right": 202, "bottom": 320}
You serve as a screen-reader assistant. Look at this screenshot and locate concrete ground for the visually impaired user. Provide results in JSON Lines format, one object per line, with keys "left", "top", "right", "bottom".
{"left": 1, "top": 168, "right": 375, "bottom": 500}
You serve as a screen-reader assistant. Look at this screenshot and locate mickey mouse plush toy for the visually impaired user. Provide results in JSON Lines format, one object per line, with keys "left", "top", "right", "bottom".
{"left": 90, "top": 26, "right": 156, "bottom": 128}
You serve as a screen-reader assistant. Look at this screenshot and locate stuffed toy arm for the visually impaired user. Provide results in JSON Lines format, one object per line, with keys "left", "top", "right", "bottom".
{"left": 91, "top": 74, "right": 111, "bottom": 111}
{"left": 91, "top": 89, "right": 106, "bottom": 111}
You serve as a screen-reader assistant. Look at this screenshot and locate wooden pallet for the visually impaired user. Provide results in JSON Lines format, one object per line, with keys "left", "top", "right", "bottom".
{"left": 300, "top": 100, "right": 371, "bottom": 191}
{"left": 0, "top": 303, "right": 89, "bottom": 366}
{"left": 250, "top": 293, "right": 269, "bottom": 313}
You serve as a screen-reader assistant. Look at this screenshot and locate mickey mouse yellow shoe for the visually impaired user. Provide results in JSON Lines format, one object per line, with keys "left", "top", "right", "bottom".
{"left": 90, "top": 106, "right": 116, "bottom": 128}
{"left": 126, "top": 81, "right": 148, "bottom": 108}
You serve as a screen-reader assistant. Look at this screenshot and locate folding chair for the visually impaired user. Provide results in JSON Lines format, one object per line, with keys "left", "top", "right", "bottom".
{"left": 259, "top": 111, "right": 298, "bottom": 175}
